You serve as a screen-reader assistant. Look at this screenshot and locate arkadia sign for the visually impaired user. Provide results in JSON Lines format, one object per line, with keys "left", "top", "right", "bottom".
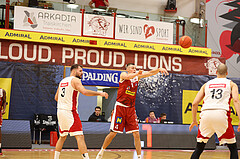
{"left": 14, "top": 6, "right": 81, "bottom": 35}
{"left": 0, "top": 40, "right": 225, "bottom": 75}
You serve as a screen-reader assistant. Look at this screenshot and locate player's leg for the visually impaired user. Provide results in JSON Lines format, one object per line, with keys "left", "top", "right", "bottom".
{"left": 215, "top": 110, "right": 237, "bottom": 159}
{"left": 227, "top": 143, "right": 238, "bottom": 159}
{"left": 190, "top": 142, "right": 206, "bottom": 159}
{"left": 191, "top": 111, "right": 214, "bottom": 159}
{"left": 126, "top": 107, "right": 141, "bottom": 158}
{"left": 69, "top": 110, "right": 88, "bottom": 158}
{"left": 75, "top": 135, "right": 89, "bottom": 159}
{"left": 54, "top": 109, "right": 74, "bottom": 159}
{"left": 132, "top": 131, "right": 142, "bottom": 159}
{"left": 96, "top": 105, "right": 124, "bottom": 159}
{"left": 96, "top": 131, "right": 117, "bottom": 159}
{"left": 54, "top": 135, "right": 67, "bottom": 159}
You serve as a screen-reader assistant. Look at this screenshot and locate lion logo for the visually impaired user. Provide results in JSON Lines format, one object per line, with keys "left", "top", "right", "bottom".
{"left": 204, "top": 58, "right": 223, "bottom": 75}
{"left": 88, "top": 16, "right": 110, "bottom": 36}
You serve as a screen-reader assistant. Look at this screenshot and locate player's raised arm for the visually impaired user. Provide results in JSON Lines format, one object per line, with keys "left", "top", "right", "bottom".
{"left": 189, "top": 84, "right": 206, "bottom": 132}
{"left": 72, "top": 78, "right": 108, "bottom": 99}
{"left": 120, "top": 71, "right": 143, "bottom": 81}
{"left": 138, "top": 68, "right": 169, "bottom": 79}
{"left": 231, "top": 81, "right": 240, "bottom": 132}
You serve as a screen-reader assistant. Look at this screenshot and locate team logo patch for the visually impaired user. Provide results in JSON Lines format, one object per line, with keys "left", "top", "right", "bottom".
{"left": 116, "top": 117, "right": 122, "bottom": 124}
{"left": 60, "top": 82, "right": 68, "bottom": 87}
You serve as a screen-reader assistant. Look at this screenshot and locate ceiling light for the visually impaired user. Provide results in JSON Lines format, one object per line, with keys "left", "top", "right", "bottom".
{"left": 67, "top": 4, "right": 78, "bottom": 9}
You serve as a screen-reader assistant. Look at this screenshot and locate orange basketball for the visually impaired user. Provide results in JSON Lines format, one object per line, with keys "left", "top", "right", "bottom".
{"left": 179, "top": 36, "right": 192, "bottom": 48}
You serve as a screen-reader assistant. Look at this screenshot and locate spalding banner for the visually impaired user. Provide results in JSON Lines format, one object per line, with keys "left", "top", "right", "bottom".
{"left": 0, "top": 40, "right": 224, "bottom": 75}
{"left": 65, "top": 67, "right": 121, "bottom": 87}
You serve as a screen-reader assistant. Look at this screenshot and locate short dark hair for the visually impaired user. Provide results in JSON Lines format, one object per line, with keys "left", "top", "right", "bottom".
{"left": 95, "top": 106, "right": 101, "bottom": 110}
{"left": 71, "top": 64, "right": 83, "bottom": 71}
{"left": 125, "top": 63, "right": 135, "bottom": 69}
{"left": 149, "top": 111, "right": 155, "bottom": 114}
{"left": 160, "top": 113, "right": 167, "bottom": 117}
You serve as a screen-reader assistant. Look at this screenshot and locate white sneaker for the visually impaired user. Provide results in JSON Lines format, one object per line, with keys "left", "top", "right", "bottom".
{"left": 96, "top": 153, "right": 103, "bottom": 159}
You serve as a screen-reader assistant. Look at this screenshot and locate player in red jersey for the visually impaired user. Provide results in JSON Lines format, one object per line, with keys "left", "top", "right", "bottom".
{"left": 96, "top": 63, "right": 169, "bottom": 159}
{"left": 0, "top": 88, "right": 6, "bottom": 156}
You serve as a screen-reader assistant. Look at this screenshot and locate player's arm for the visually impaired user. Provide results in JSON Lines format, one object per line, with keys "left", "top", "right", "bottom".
{"left": 55, "top": 87, "right": 59, "bottom": 102}
{"left": 138, "top": 68, "right": 169, "bottom": 79}
{"left": 120, "top": 71, "right": 143, "bottom": 81}
{"left": 89, "top": 0, "right": 94, "bottom": 8}
{"left": 103, "top": 0, "right": 109, "bottom": 7}
{"left": 189, "top": 84, "right": 206, "bottom": 131}
{"left": 72, "top": 78, "right": 108, "bottom": 99}
{"left": 2, "top": 89, "right": 7, "bottom": 115}
{"left": 231, "top": 81, "right": 240, "bottom": 132}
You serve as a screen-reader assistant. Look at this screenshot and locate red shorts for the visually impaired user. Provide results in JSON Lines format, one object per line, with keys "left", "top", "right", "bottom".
{"left": 110, "top": 103, "right": 139, "bottom": 133}
{"left": 57, "top": 109, "right": 83, "bottom": 136}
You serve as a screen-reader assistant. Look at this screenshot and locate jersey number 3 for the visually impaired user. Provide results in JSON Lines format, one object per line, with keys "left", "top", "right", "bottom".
{"left": 61, "top": 88, "right": 65, "bottom": 97}
{"left": 210, "top": 88, "right": 223, "bottom": 99}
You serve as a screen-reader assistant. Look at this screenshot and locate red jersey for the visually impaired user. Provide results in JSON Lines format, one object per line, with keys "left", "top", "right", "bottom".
{"left": 116, "top": 76, "right": 138, "bottom": 107}
{"left": 92, "top": 0, "right": 108, "bottom": 8}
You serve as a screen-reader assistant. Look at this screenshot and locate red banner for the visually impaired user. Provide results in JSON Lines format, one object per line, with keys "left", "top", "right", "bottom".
{"left": 0, "top": 40, "right": 225, "bottom": 75}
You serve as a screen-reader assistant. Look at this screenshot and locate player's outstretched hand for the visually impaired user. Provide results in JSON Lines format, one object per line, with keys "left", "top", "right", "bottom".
{"left": 101, "top": 92, "right": 109, "bottom": 99}
{"left": 159, "top": 68, "right": 169, "bottom": 76}
{"left": 189, "top": 121, "right": 198, "bottom": 132}
{"left": 237, "top": 122, "right": 240, "bottom": 132}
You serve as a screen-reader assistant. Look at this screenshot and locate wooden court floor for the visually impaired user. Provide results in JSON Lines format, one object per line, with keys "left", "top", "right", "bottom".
{"left": 0, "top": 149, "right": 238, "bottom": 159}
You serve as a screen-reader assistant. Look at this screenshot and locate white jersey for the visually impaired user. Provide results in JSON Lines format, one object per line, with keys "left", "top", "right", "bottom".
{"left": 57, "top": 76, "right": 79, "bottom": 111}
{"left": 202, "top": 78, "right": 231, "bottom": 111}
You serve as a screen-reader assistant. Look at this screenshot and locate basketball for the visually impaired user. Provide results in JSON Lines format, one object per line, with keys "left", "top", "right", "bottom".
{"left": 179, "top": 36, "right": 192, "bottom": 48}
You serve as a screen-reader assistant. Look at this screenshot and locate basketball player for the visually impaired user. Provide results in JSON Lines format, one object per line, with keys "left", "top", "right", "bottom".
{"left": 96, "top": 63, "right": 169, "bottom": 159}
{"left": 0, "top": 88, "right": 6, "bottom": 156}
{"left": 54, "top": 64, "right": 108, "bottom": 159}
{"left": 189, "top": 64, "right": 240, "bottom": 159}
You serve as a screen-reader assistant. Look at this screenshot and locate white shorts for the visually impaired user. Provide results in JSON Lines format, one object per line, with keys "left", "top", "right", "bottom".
{"left": 197, "top": 109, "right": 236, "bottom": 145}
{"left": 57, "top": 109, "right": 83, "bottom": 137}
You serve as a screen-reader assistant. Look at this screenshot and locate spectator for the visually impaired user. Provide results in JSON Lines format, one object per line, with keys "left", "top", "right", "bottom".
{"left": 145, "top": 111, "right": 158, "bottom": 123}
{"left": 88, "top": 106, "right": 107, "bottom": 122}
{"left": 89, "top": 0, "right": 109, "bottom": 9}
{"left": 159, "top": 113, "right": 167, "bottom": 123}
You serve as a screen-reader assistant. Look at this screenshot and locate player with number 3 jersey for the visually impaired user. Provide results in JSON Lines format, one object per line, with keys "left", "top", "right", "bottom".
{"left": 189, "top": 64, "right": 240, "bottom": 159}
{"left": 54, "top": 64, "right": 108, "bottom": 159}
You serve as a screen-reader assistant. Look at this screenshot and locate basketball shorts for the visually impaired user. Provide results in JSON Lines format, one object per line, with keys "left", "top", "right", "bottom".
{"left": 110, "top": 102, "right": 139, "bottom": 133}
{"left": 197, "top": 109, "right": 236, "bottom": 145}
{"left": 57, "top": 109, "right": 83, "bottom": 137}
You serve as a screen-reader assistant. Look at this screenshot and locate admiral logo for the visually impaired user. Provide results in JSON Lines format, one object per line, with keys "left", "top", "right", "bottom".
{"left": 60, "top": 82, "right": 68, "bottom": 87}
{"left": 116, "top": 117, "right": 122, "bottom": 124}
{"left": 23, "top": 11, "right": 38, "bottom": 29}
{"left": 209, "top": 84, "right": 226, "bottom": 88}
{"left": 88, "top": 16, "right": 110, "bottom": 36}
{"left": 125, "top": 90, "right": 135, "bottom": 96}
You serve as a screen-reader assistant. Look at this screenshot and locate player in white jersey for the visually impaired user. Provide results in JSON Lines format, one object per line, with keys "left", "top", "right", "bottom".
{"left": 54, "top": 64, "right": 108, "bottom": 159}
{"left": 189, "top": 64, "right": 240, "bottom": 159}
